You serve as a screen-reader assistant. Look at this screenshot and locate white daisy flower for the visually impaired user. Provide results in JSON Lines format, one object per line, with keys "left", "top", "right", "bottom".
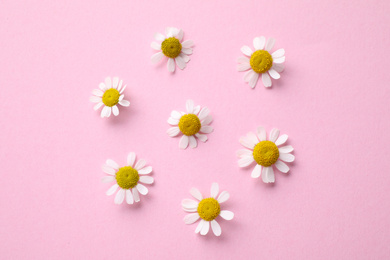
{"left": 182, "top": 183, "right": 234, "bottom": 237}
{"left": 151, "top": 27, "right": 194, "bottom": 72}
{"left": 90, "top": 77, "right": 130, "bottom": 118}
{"left": 101, "top": 152, "right": 154, "bottom": 205}
{"left": 237, "top": 36, "right": 285, "bottom": 88}
{"left": 167, "top": 99, "right": 213, "bottom": 149}
{"left": 237, "top": 127, "right": 294, "bottom": 183}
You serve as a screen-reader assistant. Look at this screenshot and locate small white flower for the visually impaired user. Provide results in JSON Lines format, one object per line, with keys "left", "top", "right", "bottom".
{"left": 151, "top": 27, "right": 194, "bottom": 72}
{"left": 182, "top": 183, "right": 234, "bottom": 237}
{"left": 90, "top": 77, "right": 130, "bottom": 118}
{"left": 237, "top": 36, "right": 285, "bottom": 88}
{"left": 102, "top": 152, "right": 154, "bottom": 205}
{"left": 167, "top": 99, "right": 213, "bottom": 149}
{"left": 237, "top": 127, "right": 294, "bottom": 183}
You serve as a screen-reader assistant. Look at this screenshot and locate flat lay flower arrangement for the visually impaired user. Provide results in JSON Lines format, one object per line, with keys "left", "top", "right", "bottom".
{"left": 91, "top": 28, "right": 292, "bottom": 237}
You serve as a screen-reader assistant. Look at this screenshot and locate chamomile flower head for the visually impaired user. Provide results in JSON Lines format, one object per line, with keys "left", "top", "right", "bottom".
{"left": 237, "top": 127, "right": 294, "bottom": 183}
{"left": 167, "top": 99, "right": 213, "bottom": 149}
{"left": 182, "top": 183, "right": 234, "bottom": 237}
{"left": 151, "top": 27, "right": 194, "bottom": 72}
{"left": 237, "top": 36, "right": 285, "bottom": 88}
{"left": 90, "top": 77, "right": 130, "bottom": 118}
{"left": 101, "top": 152, "right": 154, "bottom": 205}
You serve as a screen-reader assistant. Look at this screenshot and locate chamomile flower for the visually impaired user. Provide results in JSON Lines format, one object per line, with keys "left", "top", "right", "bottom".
{"left": 151, "top": 27, "right": 194, "bottom": 72}
{"left": 167, "top": 99, "right": 213, "bottom": 149}
{"left": 237, "top": 36, "right": 285, "bottom": 88}
{"left": 101, "top": 152, "right": 154, "bottom": 205}
{"left": 237, "top": 127, "right": 294, "bottom": 183}
{"left": 182, "top": 183, "right": 234, "bottom": 237}
{"left": 90, "top": 77, "right": 130, "bottom": 118}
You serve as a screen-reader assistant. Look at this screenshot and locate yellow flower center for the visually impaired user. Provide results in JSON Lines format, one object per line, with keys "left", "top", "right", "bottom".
{"left": 102, "top": 88, "right": 120, "bottom": 107}
{"left": 197, "top": 198, "right": 221, "bottom": 221}
{"left": 250, "top": 50, "right": 273, "bottom": 73}
{"left": 115, "top": 166, "right": 139, "bottom": 189}
{"left": 178, "top": 114, "right": 201, "bottom": 136}
{"left": 161, "top": 37, "right": 182, "bottom": 58}
{"left": 253, "top": 141, "right": 279, "bottom": 167}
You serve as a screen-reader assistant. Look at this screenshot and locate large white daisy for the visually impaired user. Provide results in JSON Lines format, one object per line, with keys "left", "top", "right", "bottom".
{"left": 237, "top": 36, "right": 285, "bottom": 88}
{"left": 237, "top": 127, "right": 294, "bottom": 183}
{"left": 151, "top": 27, "right": 194, "bottom": 72}
{"left": 90, "top": 77, "right": 130, "bottom": 118}
{"left": 182, "top": 183, "right": 234, "bottom": 237}
{"left": 102, "top": 152, "right": 154, "bottom": 205}
{"left": 167, "top": 99, "right": 213, "bottom": 149}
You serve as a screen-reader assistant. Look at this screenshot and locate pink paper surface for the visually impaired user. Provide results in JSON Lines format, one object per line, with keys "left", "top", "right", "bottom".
{"left": 1, "top": 1, "right": 390, "bottom": 259}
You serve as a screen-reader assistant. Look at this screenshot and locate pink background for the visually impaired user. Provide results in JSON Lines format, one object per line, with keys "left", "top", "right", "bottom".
{"left": 1, "top": 0, "right": 390, "bottom": 259}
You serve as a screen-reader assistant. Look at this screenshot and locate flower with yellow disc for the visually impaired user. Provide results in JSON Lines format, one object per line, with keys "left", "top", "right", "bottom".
{"left": 182, "top": 183, "right": 234, "bottom": 236}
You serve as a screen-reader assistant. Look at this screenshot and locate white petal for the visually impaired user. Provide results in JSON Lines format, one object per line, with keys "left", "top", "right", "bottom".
{"left": 179, "top": 135, "right": 189, "bottom": 149}
{"left": 100, "top": 106, "right": 108, "bottom": 118}
{"left": 247, "top": 132, "right": 259, "bottom": 145}
{"left": 217, "top": 191, "right": 229, "bottom": 203}
{"left": 257, "top": 126, "right": 267, "bottom": 141}
{"left": 93, "top": 102, "right": 104, "bottom": 111}
{"left": 136, "top": 183, "right": 148, "bottom": 195}
{"left": 92, "top": 89, "right": 103, "bottom": 97}
{"left": 237, "top": 63, "right": 251, "bottom": 72}
{"left": 279, "top": 145, "right": 294, "bottom": 153}
{"left": 175, "top": 56, "right": 186, "bottom": 70}
{"left": 190, "top": 188, "right": 203, "bottom": 201}
{"left": 176, "top": 29, "right": 183, "bottom": 41}
{"left": 193, "top": 105, "right": 200, "bottom": 115}
{"left": 238, "top": 155, "right": 255, "bottom": 167}
{"left": 112, "top": 77, "right": 119, "bottom": 89}
{"left": 104, "top": 77, "right": 112, "bottom": 89}
{"left": 186, "top": 99, "right": 194, "bottom": 113}
{"left": 167, "top": 58, "right": 175, "bottom": 72}
{"left": 154, "top": 32, "right": 165, "bottom": 41}
{"left": 101, "top": 176, "right": 115, "bottom": 183}
{"left": 249, "top": 72, "right": 259, "bottom": 88}
{"left": 132, "top": 188, "right": 140, "bottom": 202}
{"left": 139, "top": 176, "right": 154, "bottom": 185}
{"left": 90, "top": 96, "right": 101, "bottom": 103}
{"left": 167, "top": 127, "right": 180, "bottom": 137}
{"left": 201, "top": 115, "right": 212, "bottom": 125}
{"left": 127, "top": 152, "right": 136, "bottom": 167}
{"left": 119, "top": 85, "right": 126, "bottom": 94}
{"left": 135, "top": 159, "right": 146, "bottom": 170}
{"left": 179, "top": 53, "right": 190, "bottom": 62}
{"left": 251, "top": 164, "right": 262, "bottom": 178}
{"left": 241, "top": 45, "right": 253, "bottom": 56}
{"left": 262, "top": 72, "right": 272, "bottom": 87}
{"left": 181, "top": 48, "right": 193, "bottom": 55}
{"left": 151, "top": 42, "right": 161, "bottom": 50}
{"left": 119, "top": 100, "right": 130, "bottom": 107}
{"left": 138, "top": 166, "right": 152, "bottom": 175}
{"left": 99, "top": 82, "right": 107, "bottom": 91}
{"left": 188, "top": 135, "right": 197, "bottom": 148}
{"left": 211, "top": 220, "right": 221, "bottom": 236}
{"left": 200, "top": 220, "right": 210, "bottom": 235}
{"left": 272, "top": 48, "right": 285, "bottom": 58}
{"left": 184, "top": 213, "right": 200, "bottom": 225}
{"left": 269, "top": 128, "right": 280, "bottom": 142}
{"left": 182, "top": 199, "right": 199, "bottom": 210}
{"left": 112, "top": 105, "right": 119, "bottom": 116}
{"left": 106, "top": 184, "right": 118, "bottom": 196}
{"left": 210, "top": 182, "right": 219, "bottom": 198}
{"left": 273, "top": 56, "right": 285, "bottom": 64}
{"left": 239, "top": 136, "right": 256, "bottom": 149}
{"left": 237, "top": 56, "right": 250, "bottom": 64}
{"left": 244, "top": 70, "right": 255, "bottom": 82}
{"left": 220, "top": 210, "right": 234, "bottom": 220}
{"left": 102, "top": 165, "right": 115, "bottom": 175}
{"left": 167, "top": 117, "right": 179, "bottom": 125}
{"left": 198, "top": 107, "right": 210, "bottom": 121}
{"left": 170, "top": 110, "right": 182, "bottom": 119}
{"left": 151, "top": 52, "right": 164, "bottom": 64}
{"left": 182, "top": 40, "right": 194, "bottom": 48}
{"left": 200, "top": 126, "right": 213, "bottom": 134}
{"left": 253, "top": 36, "right": 266, "bottom": 50}
{"left": 236, "top": 149, "right": 252, "bottom": 158}
{"left": 268, "top": 69, "right": 280, "bottom": 79}
{"left": 106, "top": 159, "right": 119, "bottom": 170}
{"left": 265, "top": 38, "right": 276, "bottom": 52}
{"left": 262, "top": 166, "right": 274, "bottom": 183}
{"left": 275, "top": 160, "right": 289, "bottom": 173}
{"left": 114, "top": 189, "right": 125, "bottom": 204}
{"left": 272, "top": 63, "right": 284, "bottom": 73}
{"left": 126, "top": 189, "right": 134, "bottom": 204}
{"left": 105, "top": 106, "right": 112, "bottom": 117}
{"left": 279, "top": 153, "right": 295, "bottom": 162}
{"left": 195, "top": 219, "right": 204, "bottom": 233}
{"left": 275, "top": 134, "right": 288, "bottom": 146}
{"left": 195, "top": 133, "right": 208, "bottom": 142}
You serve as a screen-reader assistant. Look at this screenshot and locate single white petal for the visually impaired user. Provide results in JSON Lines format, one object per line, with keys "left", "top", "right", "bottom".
{"left": 136, "top": 183, "right": 148, "bottom": 195}
{"left": 127, "top": 152, "right": 136, "bottom": 167}
{"left": 112, "top": 77, "right": 119, "bottom": 89}
{"left": 257, "top": 126, "right": 267, "bottom": 141}
{"left": 272, "top": 63, "right": 284, "bottom": 73}
{"left": 181, "top": 48, "right": 193, "bottom": 55}
{"left": 195, "top": 219, "right": 204, "bottom": 233}
{"left": 190, "top": 188, "right": 203, "bottom": 201}
{"left": 168, "top": 117, "right": 180, "bottom": 125}
{"left": 237, "top": 63, "right": 251, "bottom": 72}
{"left": 132, "top": 188, "right": 140, "bottom": 202}
{"left": 240, "top": 45, "right": 253, "bottom": 56}
{"left": 200, "top": 126, "right": 213, "bottom": 134}
{"left": 170, "top": 110, "right": 182, "bottom": 119}
{"left": 179, "top": 53, "right": 190, "bottom": 62}
{"left": 135, "top": 159, "right": 146, "bottom": 170}
{"left": 201, "top": 115, "right": 212, "bottom": 125}
{"left": 92, "top": 89, "right": 103, "bottom": 97}
{"left": 104, "top": 77, "right": 112, "bottom": 88}
{"left": 93, "top": 102, "right": 104, "bottom": 111}
{"left": 151, "top": 42, "right": 161, "bottom": 50}
{"left": 188, "top": 135, "right": 197, "bottom": 148}
{"left": 238, "top": 155, "right": 255, "bottom": 167}
{"left": 262, "top": 72, "right": 272, "bottom": 87}
{"left": 176, "top": 29, "right": 183, "bottom": 41}
{"left": 112, "top": 105, "right": 119, "bottom": 116}
{"left": 253, "top": 36, "right": 266, "bottom": 50}
{"left": 249, "top": 72, "right": 259, "bottom": 88}
{"left": 262, "top": 166, "right": 275, "bottom": 183}
{"left": 239, "top": 136, "right": 256, "bottom": 149}
{"left": 193, "top": 105, "right": 201, "bottom": 115}
{"left": 99, "top": 82, "right": 107, "bottom": 91}
{"left": 275, "top": 160, "right": 289, "bottom": 173}
{"left": 126, "top": 189, "right": 134, "bottom": 204}
{"left": 184, "top": 213, "right": 200, "bottom": 225}
{"left": 200, "top": 220, "right": 210, "bottom": 235}
{"left": 175, "top": 56, "right": 186, "bottom": 70}
{"left": 151, "top": 52, "right": 164, "bottom": 64}
{"left": 217, "top": 191, "right": 229, "bottom": 203}
{"left": 167, "top": 58, "right": 175, "bottom": 72}
{"left": 210, "top": 183, "right": 219, "bottom": 198}
{"left": 182, "top": 40, "right": 194, "bottom": 48}
{"left": 247, "top": 132, "right": 259, "bottom": 145}
{"left": 251, "top": 164, "right": 262, "bottom": 178}
{"left": 138, "top": 166, "right": 152, "bottom": 175}
{"left": 268, "top": 69, "right": 280, "bottom": 79}
{"left": 198, "top": 107, "right": 210, "bottom": 120}
{"left": 182, "top": 199, "right": 199, "bottom": 210}
{"left": 119, "top": 100, "right": 130, "bottom": 107}
{"left": 154, "top": 32, "right": 165, "bottom": 42}
{"left": 220, "top": 210, "right": 234, "bottom": 220}
{"left": 279, "top": 145, "right": 294, "bottom": 153}
{"left": 272, "top": 48, "right": 285, "bottom": 58}
{"left": 179, "top": 135, "right": 189, "bottom": 149}
{"left": 101, "top": 176, "right": 115, "bottom": 183}
{"left": 195, "top": 133, "right": 208, "bottom": 142}
{"left": 139, "top": 176, "right": 154, "bottom": 185}
{"left": 237, "top": 56, "right": 250, "bottom": 64}
{"left": 211, "top": 220, "right": 221, "bottom": 236}
{"left": 100, "top": 106, "right": 108, "bottom": 118}
{"left": 102, "top": 165, "right": 116, "bottom": 175}
{"left": 275, "top": 134, "right": 288, "bottom": 146}
{"left": 117, "top": 80, "right": 123, "bottom": 93}
{"left": 106, "top": 184, "right": 119, "bottom": 196}
{"left": 90, "top": 96, "right": 101, "bottom": 103}
{"left": 265, "top": 38, "right": 276, "bottom": 52}
{"left": 167, "top": 127, "right": 180, "bottom": 137}
{"left": 105, "top": 106, "right": 112, "bottom": 117}
{"left": 114, "top": 189, "right": 125, "bottom": 204}
{"left": 186, "top": 99, "right": 194, "bottom": 113}
{"left": 106, "top": 159, "right": 119, "bottom": 170}
{"left": 236, "top": 149, "right": 252, "bottom": 158}
{"left": 244, "top": 70, "right": 256, "bottom": 83}
{"left": 273, "top": 56, "right": 285, "bottom": 64}
{"left": 269, "top": 128, "right": 280, "bottom": 142}
{"left": 119, "top": 85, "right": 126, "bottom": 94}
{"left": 279, "top": 153, "right": 295, "bottom": 162}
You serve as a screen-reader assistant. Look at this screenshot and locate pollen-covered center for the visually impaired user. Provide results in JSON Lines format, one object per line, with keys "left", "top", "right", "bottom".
{"left": 197, "top": 198, "right": 221, "bottom": 221}
{"left": 178, "top": 114, "right": 201, "bottom": 136}
{"left": 102, "top": 88, "right": 120, "bottom": 107}
{"left": 115, "top": 166, "right": 139, "bottom": 189}
{"left": 253, "top": 141, "right": 279, "bottom": 167}
{"left": 161, "top": 37, "right": 182, "bottom": 58}
{"left": 250, "top": 50, "right": 273, "bottom": 73}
